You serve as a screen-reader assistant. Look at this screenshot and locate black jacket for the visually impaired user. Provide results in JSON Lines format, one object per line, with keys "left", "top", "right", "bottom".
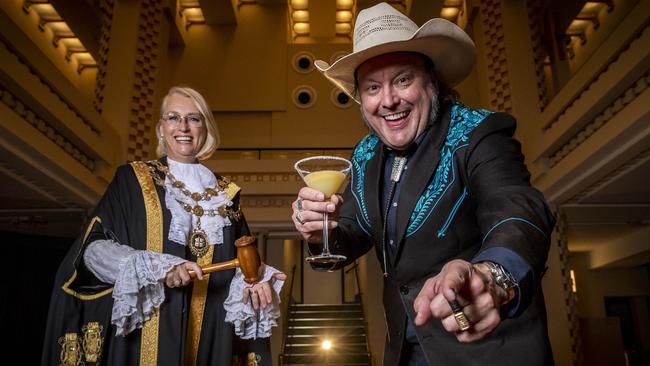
{"left": 327, "top": 102, "right": 555, "bottom": 365}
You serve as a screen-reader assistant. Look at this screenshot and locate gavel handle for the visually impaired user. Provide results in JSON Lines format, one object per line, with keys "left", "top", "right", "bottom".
{"left": 188, "top": 258, "right": 240, "bottom": 280}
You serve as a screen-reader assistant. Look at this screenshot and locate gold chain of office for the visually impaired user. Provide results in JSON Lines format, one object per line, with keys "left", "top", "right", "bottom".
{"left": 146, "top": 160, "right": 242, "bottom": 257}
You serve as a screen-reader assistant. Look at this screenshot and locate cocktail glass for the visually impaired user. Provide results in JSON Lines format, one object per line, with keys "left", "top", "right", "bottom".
{"left": 294, "top": 155, "right": 351, "bottom": 267}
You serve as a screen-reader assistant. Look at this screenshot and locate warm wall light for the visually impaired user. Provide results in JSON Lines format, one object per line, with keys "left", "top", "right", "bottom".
{"left": 563, "top": 0, "right": 613, "bottom": 58}
{"left": 586, "top": 0, "right": 613, "bottom": 12}
{"left": 440, "top": 0, "right": 463, "bottom": 23}
{"left": 178, "top": 0, "right": 205, "bottom": 29}
{"left": 321, "top": 340, "right": 332, "bottom": 350}
{"left": 23, "top": 1, "right": 52, "bottom": 14}
{"left": 21, "top": 0, "right": 97, "bottom": 73}
{"left": 336, "top": 0, "right": 354, "bottom": 10}
{"left": 291, "top": 0, "right": 308, "bottom": 10}
{"left": 237, "top": 0, "right": 257, "bottom": 8}
{"left": 570, "top": 270, "right": 577, "bottom": 293}
{"left": 440, "top": 7, "right": 460, "bottom": 19}
{"left": 293, "top": 22, "right": 310, "bottom": 35}
{"left": 335, "top": 23, "right": 352, "bottom": 35}
{"left": 289, "top": 0, "right": 310, "bottom": 39}
{"left": 335, "top": 0, "right": 355, "bottom": 39}
{"left": 336, "top": 10, "right": 353, "bottom": 23}
{"left": 292, "top": 10, "right": 309, "bottom": 22}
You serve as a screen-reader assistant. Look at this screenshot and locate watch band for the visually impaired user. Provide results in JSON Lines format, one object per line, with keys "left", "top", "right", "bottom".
{"left": 483, "top": 261, "right": 517, "bottom": 301}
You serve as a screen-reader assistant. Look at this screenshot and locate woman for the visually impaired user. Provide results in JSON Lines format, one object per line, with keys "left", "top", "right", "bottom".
{"left": 42, "top": 86, "right": 284, "bottom": 366}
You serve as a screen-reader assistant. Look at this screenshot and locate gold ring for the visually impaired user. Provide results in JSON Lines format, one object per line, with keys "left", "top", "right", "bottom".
{"left": 449, "top": 300, "right": 470, "bottom": 331}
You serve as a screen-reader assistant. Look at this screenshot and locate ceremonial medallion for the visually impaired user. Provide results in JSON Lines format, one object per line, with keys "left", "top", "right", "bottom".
{"left": 189, "top": 228, "right": 209, "bottom": 257}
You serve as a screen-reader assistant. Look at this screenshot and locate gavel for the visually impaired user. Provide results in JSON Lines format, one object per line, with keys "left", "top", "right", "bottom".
{"left": 188, "top": 235, "right": 261, "bottom": 284}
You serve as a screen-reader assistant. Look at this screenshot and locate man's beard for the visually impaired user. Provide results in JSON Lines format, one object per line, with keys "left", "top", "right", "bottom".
{"left": 360, "top": 87, "right": 441, "bottom": 140}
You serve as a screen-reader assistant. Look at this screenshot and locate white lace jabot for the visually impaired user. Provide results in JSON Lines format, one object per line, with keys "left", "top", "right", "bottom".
{"left": 165, "top": 158, "right": 233, "bottom": 246}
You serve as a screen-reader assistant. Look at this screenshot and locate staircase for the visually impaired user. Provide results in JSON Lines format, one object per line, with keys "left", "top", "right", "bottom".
{"left": 280, "top": 303, "right": 371, "bottom": 366}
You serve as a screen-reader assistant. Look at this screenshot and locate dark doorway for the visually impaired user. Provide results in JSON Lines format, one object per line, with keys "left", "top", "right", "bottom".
{"left": 0, "top": 231, "right": 73, "bottom": 365}
{"left": 605, "top": 296, "right": 650, "bottom": 366}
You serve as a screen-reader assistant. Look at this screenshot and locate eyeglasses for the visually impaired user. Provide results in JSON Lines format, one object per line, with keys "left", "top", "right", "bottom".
{"left": 160, "top": 112, "right": 203, "bottom": 126}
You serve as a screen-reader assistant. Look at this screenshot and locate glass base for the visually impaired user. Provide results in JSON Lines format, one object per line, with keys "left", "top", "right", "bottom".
{"left": 306, "top": 254, "right": 347, "bottom": 271}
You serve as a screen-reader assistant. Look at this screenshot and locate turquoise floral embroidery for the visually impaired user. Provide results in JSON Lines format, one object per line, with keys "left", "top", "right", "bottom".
{"left": 351, "top": 134, "right": 379, "bottom": 232}
{"left": 406, "top": 103, "right": 493, "bottom": 236}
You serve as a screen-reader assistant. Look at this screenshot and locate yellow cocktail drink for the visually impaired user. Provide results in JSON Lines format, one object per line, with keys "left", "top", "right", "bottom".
{"left": 303, "top": 170, "right": 346, "bottom": 198}
{"left": 294, "top": 155, "right": 351, "bottom": 268}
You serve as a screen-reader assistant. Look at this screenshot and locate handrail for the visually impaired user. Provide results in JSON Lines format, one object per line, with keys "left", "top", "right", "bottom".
{"left": 344, "top": 261, "right": 372, "bottom": 364}
{"left": 352, "top": 261, "right": 372, "bottom": 364}
{"left": 278, "top": 264, "right": 297, "bottom": 366}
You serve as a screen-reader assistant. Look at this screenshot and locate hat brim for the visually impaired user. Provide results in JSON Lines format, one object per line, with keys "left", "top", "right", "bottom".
{"left": 315, "top": 18, "right": 476, "bottom": 103}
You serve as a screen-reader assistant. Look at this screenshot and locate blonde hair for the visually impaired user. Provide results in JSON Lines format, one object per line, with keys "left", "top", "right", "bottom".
{"left": 155, "top": 86, "right": 220, "bottom": 161}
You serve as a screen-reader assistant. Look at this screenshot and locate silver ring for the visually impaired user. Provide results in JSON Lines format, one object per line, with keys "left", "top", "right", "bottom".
{"left": 296, "top": 198, "right": 304, "bottom": 211}
{"left": 173, "top": 279, "right": 181, "bottom": 287}
{"left": 296, "top": 211, "right": 305, "bottom": 225}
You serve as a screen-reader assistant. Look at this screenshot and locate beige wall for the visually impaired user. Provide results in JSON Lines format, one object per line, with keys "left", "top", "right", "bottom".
{"left": 571, "top": 252, "right": 650, "bottom": 318}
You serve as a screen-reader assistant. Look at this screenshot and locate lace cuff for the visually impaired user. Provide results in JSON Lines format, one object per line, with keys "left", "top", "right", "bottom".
{"left": 111, "top": 251, "right": 186, "bottom": 336}
{"left": 84, "top": 239, "right": 136, "bottom": 284}
{"left": 224, "top": 265, "right": 285, "bottom": 339}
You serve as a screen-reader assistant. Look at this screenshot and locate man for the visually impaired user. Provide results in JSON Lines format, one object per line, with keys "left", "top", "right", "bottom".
{"left": 292, "top": 3, "right": 555, "bottom": 366}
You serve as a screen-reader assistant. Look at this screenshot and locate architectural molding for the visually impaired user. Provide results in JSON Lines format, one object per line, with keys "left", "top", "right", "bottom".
{"left": 548, "top": 71, "right": 649, "bottom": 168}
{"left": 240, "top": 195, "right": 295, "bottom": 209}
{"left": 525, "top": 0, "right": 550, "bottom": 111}
{"left": 0, "top": 36, "right": 101, "bottom": 136}
{"left": 126, "top": 0, "right": 164, "bottom": 161}
{"left": 481, "top": 0, "right": 512, "bottom": 113}
{"left": 0, "top": 160, "right": 71, "bottom": 207}
{"left": 552, "top": 210, "right": 582, "bottom": 366}
{"left": 0, "top": 83, "right": 95, "bottom": 171}
{"left": 93, "top": 0, "right": 114, "bottom": 114}
{"left": 568, "top": 147, "right": 650, "bottom": 204}
{"left": 224, "top": 172, "right": 302, "bottom": 184}
{"left": 540, "top": 17, "right": 648, "bottom": 133}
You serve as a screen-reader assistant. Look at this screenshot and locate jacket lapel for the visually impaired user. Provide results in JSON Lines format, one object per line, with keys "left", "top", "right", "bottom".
{"left": 392, "top": 104, "right": 452, "bottom": 265}
{"left": 365, "top": 144, "right": 384, "bottom": 241}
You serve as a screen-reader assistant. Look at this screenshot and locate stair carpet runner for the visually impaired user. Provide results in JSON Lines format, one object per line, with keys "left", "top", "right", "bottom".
{"left": 281, "top": 303, "right": 371, "bottom": 366}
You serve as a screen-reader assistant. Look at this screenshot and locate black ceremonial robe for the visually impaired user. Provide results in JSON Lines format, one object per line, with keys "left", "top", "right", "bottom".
{"left": 42, "top": 157, "right": 270, "bottom": 366}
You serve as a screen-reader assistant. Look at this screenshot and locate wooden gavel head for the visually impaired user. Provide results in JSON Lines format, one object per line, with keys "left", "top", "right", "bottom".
{"left": 189, "top": 235, "right": 262, "bottom": 284}
{"left": 234, "top": 235, "right": 261, "bottom": 284}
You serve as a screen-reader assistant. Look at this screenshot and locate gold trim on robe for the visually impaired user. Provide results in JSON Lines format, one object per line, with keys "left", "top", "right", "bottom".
{"left": 61, "top": 216, "right": 114, "bottom": 300}
{"left": 185, "top": 245, "right": 215, "bottom": 366}
{"left": 185, "top": 180, "right": 240, "bottom": 364}
{"left": 131, "top": 161, "right": 164, "bottom": 366}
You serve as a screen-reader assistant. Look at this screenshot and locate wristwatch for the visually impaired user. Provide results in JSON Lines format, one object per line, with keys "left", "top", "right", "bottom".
{"left": 482, "top": 261, "right": 518, "bottom": 302}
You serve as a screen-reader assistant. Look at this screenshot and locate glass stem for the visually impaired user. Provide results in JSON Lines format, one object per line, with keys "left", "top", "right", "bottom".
{"left": 322, "top": 208, "right": 330, "bottom": 255}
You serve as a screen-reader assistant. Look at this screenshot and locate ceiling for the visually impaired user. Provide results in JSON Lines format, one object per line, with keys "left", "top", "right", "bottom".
{"left": 2, "top": 0, "right": 647, "bottom": 271}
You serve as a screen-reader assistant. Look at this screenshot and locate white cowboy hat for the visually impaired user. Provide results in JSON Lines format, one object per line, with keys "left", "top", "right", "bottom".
{"left": 315, "top": 2, "right": 476, "bottom": 103}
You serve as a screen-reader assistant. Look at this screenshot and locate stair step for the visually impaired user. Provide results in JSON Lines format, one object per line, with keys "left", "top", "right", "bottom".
{"left": 285, "top": 343, "right": 368, "bottom": 354}
{"left": 289, "top": 310, "right": 363, "bottom": 319}
{"left": 290, "top": 303, "right": 362, "bottom": 311}
{"left": 282, "top": 353, "right": 371, "bottom": 364}
{"left": 289, "top": 318, "right": 365, "bottom": 326}
{"left": 287, "top": 325, "right": 366, "bottom": 335}
{"left": 282, "top": 303, "right": 370, "bottom": 365}
{"left": 282, "top": 363, "right": 370, "bottom": 366}
{"left": 285, "top": 334, "right": 368, "bottom": 345}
